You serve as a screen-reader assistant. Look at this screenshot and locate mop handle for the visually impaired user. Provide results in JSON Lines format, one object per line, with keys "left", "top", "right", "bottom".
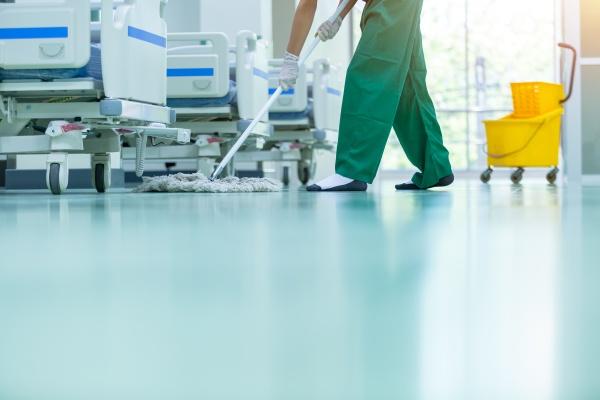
{"left": 210, "top": 0, "right": 352, "bottom": 181}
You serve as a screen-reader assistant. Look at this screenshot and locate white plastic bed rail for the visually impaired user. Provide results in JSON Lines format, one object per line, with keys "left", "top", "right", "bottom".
{"left": 0, "top": 0, "right": 90, "bottom": 69}
{"left": 101, "top": 0, "right": 167, "bottom": 105}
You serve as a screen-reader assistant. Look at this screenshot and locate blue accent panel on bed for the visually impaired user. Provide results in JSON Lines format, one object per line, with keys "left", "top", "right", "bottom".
{"left": 167, "top": 68, "right": 214, "bottom": 77}
{"left": 166, "top": 81, "right": 237, "bottom": 108}
{"left": 128, "top": 26, "right": 166, "bottom": 48}
{"left": 0, "top": 26, "right": 68, "bottom": 40}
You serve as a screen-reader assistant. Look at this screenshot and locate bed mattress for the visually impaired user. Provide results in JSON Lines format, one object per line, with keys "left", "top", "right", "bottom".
{"left": 269, "top": 100, "right": 313, "bottom": 121}
{"left": 166, "top": 81, "right": 237, "bottom": 108}
{"left": 0, "top": 44, "right": 102, "bottom": 81}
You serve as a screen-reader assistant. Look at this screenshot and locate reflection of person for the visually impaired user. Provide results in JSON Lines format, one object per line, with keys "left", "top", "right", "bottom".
{"left": 279, "top": 0, "right": 454, "bottom": 192}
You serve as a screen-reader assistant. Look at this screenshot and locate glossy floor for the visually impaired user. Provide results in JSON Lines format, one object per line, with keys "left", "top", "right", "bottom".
{"left": 0, "top": 181, "right": 599, "bottom": 400}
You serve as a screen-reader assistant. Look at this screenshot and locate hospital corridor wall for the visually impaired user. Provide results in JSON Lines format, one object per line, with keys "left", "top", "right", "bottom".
{"left": 164, "top": 0, "right": 201, "bottom": 32}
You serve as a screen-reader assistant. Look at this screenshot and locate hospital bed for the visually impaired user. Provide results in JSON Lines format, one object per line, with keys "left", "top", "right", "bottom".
{"left": 0, "top": 0, "right": 190, "bottom": 194}
{"left": 262, "top": 58, "right": 342, "bottom": 185}
{"left": 120, "top": 30, "right": 271, "bottom": 178}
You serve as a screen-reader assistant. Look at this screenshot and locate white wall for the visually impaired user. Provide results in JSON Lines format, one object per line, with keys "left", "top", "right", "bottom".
{"left": 165, "top": 0, "right": 202, "bottom": 32}
{"left": 199, "top": 0, "right": 273, "bottom": 53}
{"left": 271, "top": 0, "right": 296, "bottom": 58}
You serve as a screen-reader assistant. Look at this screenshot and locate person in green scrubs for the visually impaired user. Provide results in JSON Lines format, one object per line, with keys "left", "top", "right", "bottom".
{"left": 280, "top": 0, "right": 454, "bottom": 191}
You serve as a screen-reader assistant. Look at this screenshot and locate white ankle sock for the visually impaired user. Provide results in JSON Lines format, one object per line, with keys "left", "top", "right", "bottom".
{"left": 315, "top": 174, "right": 353, "bottom": 190}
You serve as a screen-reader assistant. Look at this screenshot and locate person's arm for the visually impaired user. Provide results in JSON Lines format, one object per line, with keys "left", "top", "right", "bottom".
{"left": 316, "top": 0, "right": 358, "bottom": 42}
{"left": 287, "top": 0, "right": 358, "bottom": 55}
{"left": 286, "top": 0, "right": 318, "bottom": 56}
{"left": 339, "top": 0, "right": 359, "bottom": 19}
{"left": 280, "top": 0, "right": 358, "bottom": 90}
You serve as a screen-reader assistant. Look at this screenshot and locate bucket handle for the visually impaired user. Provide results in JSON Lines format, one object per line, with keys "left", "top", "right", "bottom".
{"left": 559, "top": 43, "right": 577, "bottom": 104}
{"left": 484, "top": 118, "right": 550, "bottom": 159}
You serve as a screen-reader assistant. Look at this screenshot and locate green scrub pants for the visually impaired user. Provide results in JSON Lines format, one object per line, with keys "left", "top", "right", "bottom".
{"left": 335, "top": 0, "right": 453, "bottom": 188}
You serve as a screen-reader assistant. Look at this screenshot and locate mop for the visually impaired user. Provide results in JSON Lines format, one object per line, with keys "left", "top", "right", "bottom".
{"left": 135, "top": 0, "right": 351, "bottom": 193}
{"left": 134, "top": 172, "right": 282, "bottom": 193}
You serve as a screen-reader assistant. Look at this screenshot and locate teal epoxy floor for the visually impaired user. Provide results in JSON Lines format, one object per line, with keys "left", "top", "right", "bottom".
{"left": 0, "top": 181, "right": 599, "bottom": 400}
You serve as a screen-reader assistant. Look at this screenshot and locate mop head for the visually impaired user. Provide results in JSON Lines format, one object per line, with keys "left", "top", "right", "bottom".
{"left": 133, "top": 172, "right": 283, "bottom": 193}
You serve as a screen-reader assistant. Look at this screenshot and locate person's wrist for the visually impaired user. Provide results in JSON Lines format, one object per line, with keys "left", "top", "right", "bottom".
{"left": 284, "top": 51, "right": 299, "bottom": 62}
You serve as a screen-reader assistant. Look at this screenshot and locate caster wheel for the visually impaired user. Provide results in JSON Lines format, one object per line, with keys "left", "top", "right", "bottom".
{"left": 92, "top": 154, "right": 111, "bottom": 193}
{"left": 511, "top": 168, "right": 524, "bottom": 184}
{"left": 546, "top": 168, "right": 559, "bottom": 185}
{"left": 94, "top": 163, "right": 107, "bottom": 193}
{"left": 47, "top": 163, "right": 65, "bottom": 195}
{"left": 480, "top": 168, "right": 493, "bottom": 184}
{"left": 298, "top": 164, "right": 311, "bottom": 186}
{"left": 282, "top": 166, "right": 290, "bottom": 186}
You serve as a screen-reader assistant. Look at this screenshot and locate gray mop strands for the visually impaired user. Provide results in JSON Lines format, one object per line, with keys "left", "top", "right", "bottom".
{"left": 133, "top": 172, "right": 283, "bottom": 193}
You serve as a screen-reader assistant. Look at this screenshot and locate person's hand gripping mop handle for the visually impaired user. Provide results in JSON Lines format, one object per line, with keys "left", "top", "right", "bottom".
{"left": 210, "top": 0, "right": 352, "bottom": 181}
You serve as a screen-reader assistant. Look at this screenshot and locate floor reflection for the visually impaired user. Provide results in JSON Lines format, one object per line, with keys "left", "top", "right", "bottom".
{"left": 0, "top": 183, "right": 598, "bottom": 399}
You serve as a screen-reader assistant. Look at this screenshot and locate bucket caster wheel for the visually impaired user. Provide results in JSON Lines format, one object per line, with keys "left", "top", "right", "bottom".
{"left": 546, "top": 167, "right": 559, "bottom": 185}
{"left": 511, "top": 168, "right": 524, "bottom": 184}
{"left": 282, "top": 166, "right": 290, "bottom": 186}
{"left": 46, "top": 153, "right": 69, "bottom": 195}
{"left": 480, "top": 168, "right": 493, "bottom": 184}
{"left": 92, "top": 154, "right": 111, "bottom": 193}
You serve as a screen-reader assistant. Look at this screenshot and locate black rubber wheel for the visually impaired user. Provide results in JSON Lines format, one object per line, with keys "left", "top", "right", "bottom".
{"left": 94, "top": 163, "right": 106, "bottom": 193}
{"left": 480, "top": 168, "right": 493, "bottom": 184}
{"left": 282, "top": 166, "right": 290, "bottom": 186}
{"left": 511, "top": 168, "right": 524, "bottom": 184}
{"left": 546, "top": 168, "right": 559, "bottom": 185}
{"left": 48, "top": 163, "right": 62, "bottom": 195}
{"left": 298, "top": 165, "right": 311, "bottom": 186}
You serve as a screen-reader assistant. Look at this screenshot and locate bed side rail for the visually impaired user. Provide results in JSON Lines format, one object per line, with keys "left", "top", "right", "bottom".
{"left": 101, "top": 0, "right": 167, "bottom": 105}
{"left": 166, "top": 32, "right": 229, "bottom": 99}
{"left": 235, "top": 30, "right": 270, "bottom": 121}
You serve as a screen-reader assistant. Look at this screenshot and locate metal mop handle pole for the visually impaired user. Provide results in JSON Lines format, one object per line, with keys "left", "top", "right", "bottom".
{"left": 210, "top": 0, "right": 352, "bottom": 181}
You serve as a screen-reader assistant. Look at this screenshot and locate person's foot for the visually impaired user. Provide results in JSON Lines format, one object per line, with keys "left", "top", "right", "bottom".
{"left": 307, "top": 174, "right": 367, "bottom": 192}
{"left": 395, "top": 174, "right": 454, "bottom": 191}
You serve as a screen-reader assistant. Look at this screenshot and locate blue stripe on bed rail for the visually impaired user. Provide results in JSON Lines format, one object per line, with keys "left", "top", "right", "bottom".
{"left": 0, "top": 26, "right": 68, "bottom": 40}
{"left": 326, "top": 87, "right": 342, "bottom": 97}
{"left": 128, "top": 26, "right": 166, "bottom": 48}
{"left": 167, "top": 68, "right": 215, "bottom": 77}
{"left": 253, "top": 68, "right": 269, "bottom": 81}
{"left": 269, "top": 88, "right": 295, "bottom": 95}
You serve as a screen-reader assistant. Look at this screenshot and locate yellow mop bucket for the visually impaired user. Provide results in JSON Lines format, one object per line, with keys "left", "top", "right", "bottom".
{"left": 480, "top": 43, "right": 577, "bottom": 185}
{"left": 484, "top": 108, "right": 562, "bottom": 173}
{"left": 511, "top": 82, "right": 565, "bottom": 118}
